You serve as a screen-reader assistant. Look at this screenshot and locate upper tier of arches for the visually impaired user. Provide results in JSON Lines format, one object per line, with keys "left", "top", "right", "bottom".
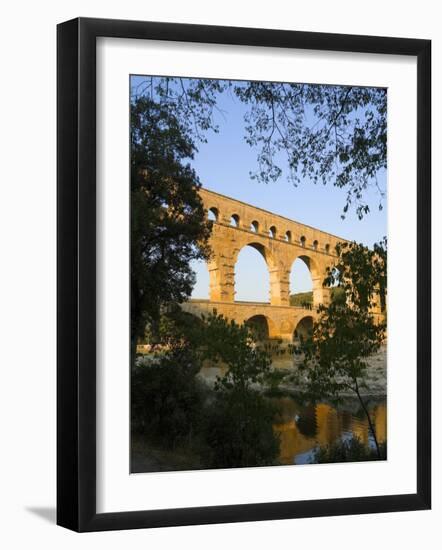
{"left": 207, "top": 206, "right": 332, "bottom": 254}
{"left": 203, "top": 197, "right": 338, "bottom": 255}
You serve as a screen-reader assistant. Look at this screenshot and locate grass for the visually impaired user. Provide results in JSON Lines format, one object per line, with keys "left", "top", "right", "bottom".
{"left": 289, "top": 287, "right": 345, "bottom": 307}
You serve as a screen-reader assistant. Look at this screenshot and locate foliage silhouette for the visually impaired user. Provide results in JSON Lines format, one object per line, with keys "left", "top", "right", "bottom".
{"left": 293, "top": 240, "right": 387, "bottom": 457}
{"left": 311, "top": 436, "right": 387, "bottom": 463}
{"left": 130, "top": 96, "right": 212, "bottom": 363}
{"left": 132, "top": 311, "right": 281, "bottom": 469}
{"left": 132, "top": 77, "right": 387, "bottom": 218}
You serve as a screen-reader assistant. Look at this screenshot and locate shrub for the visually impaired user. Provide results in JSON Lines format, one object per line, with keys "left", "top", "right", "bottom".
{"left": 203, "top": 388, "right": 280, "bottom": 469}
{"left": 311, "top": 436, "right": 387, "bottom": 464}
{"left": 131, "top": 347, "right": 206, "bottom": 449}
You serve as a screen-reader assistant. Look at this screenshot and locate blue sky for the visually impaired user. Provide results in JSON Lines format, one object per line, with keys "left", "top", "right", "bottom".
{"left": 131, "top": 77, "right": 387, "bottom": 301}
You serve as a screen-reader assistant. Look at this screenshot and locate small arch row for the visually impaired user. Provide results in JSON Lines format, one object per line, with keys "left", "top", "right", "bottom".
{"left": 207, "top": 206, "right": 332, "bottom": 253}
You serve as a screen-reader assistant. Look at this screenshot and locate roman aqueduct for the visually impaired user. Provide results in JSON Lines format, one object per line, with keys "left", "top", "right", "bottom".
{"left": 181, "top": 188, "right": 351, "bottom": 342}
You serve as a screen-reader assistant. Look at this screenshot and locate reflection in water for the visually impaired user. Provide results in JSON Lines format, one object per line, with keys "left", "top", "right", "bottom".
{"left": 272, "top": 397, "right": 387, "bottom": 464}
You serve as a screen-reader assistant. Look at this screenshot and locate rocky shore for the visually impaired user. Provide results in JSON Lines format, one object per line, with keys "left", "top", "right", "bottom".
{"left": 199, "top": 345, "right": 387, "bottom": 399}
{"left": 280, "top": 344, "right": 387, "bottom": 398}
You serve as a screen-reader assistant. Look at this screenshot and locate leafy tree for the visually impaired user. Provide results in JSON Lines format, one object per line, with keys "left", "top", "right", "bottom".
{"left": 132, "top": 77, "right": 387, "bottom": 218}
{"left": 199, "top": 313, "right": 280, "bottom": 468}
{"left": 200, "top": 313, "right": 273, "bottom": 394}
{"left": 203, "top": 389, "right": 279, "bottom": 468}
{"left": 324, "top": 237, "right": 387, "bottom": 312}
{"left": 130, "top": 96, "right": 212, "bottom": 363}
{"left": 132, "top": 311, "right": 281, "bottom": 469}
{"left": 131, "top": 77, "right": 225, "bottom": 143}
{"left": 131, "top": 346, "right": 206, "bottom": 449}
{"left": 131, "top": 308, "right": 208, "bottom": 451}
{"left": 235, "top": 83, "right": 386, "bottom": 219}
{"left": 294, "top": 240, "right": 387, "bottom": 457}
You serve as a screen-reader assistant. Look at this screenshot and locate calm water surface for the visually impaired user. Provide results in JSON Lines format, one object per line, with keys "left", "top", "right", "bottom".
{"left": 200, "top": 362, "right": 386, "bottom": 465}
{"left": 272, "top": 396, "right": 387, "bottom": 464}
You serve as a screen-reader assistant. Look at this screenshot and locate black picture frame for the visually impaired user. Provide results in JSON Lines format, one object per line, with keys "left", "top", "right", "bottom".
{"left": 57, "top": 17, "right": 431, "bottom": 532}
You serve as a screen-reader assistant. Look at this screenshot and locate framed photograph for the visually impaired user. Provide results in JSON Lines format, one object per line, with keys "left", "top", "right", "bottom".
{"left": 57, "top": 17, "right": 431, "bottom": 532}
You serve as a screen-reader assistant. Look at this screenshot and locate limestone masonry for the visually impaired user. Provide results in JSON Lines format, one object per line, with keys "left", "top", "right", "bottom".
{"left": 182, "top": 187, "right": 381, "bottom": 342}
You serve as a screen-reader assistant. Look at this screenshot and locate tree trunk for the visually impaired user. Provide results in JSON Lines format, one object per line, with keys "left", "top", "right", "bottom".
{"left": 354, "top": 380, "right": 382, "bottom": 459}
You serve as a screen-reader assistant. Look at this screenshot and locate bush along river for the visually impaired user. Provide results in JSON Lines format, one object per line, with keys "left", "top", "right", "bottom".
{"left": 131, "top": 345, "right": 387, "bottom": 472}
{"left": 199, "top": 344, "right": 387, "bottom": 465}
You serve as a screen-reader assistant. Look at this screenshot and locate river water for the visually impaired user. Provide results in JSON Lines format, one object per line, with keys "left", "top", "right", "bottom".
{"left": 271, "top": 396, "right": 387, "bottom": 464}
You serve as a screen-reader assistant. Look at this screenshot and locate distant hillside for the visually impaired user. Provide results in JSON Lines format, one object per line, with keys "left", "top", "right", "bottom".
{"left": 290, "top": 287, "right": 345, "bottom": 307}
{"left": 290, "top": 291, "right": 313, "bottom": 307}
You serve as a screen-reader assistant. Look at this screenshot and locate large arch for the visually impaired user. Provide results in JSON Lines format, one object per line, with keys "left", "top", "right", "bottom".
{"left": 245, "top": 314, "right": 277, "bottom": 341}
{"left": 234, "top": 241, "right": 280, "bottom": 304}
{"left": 289, "top": 254, "right": 325, "bottom": 307}
{"left": 196, "top": 188, "right": 341, "bottom": 309}
{"left": 238, "top": 241, "right": 277, "bottom": 270}
{"left": 293, "top": 315, "right": 313, "bottom": 343}
{"left": 190, "top": 258, "right": 210, "bottom": 299}
{"left": 289, "top": 257, "right": 314, "bottom": 307}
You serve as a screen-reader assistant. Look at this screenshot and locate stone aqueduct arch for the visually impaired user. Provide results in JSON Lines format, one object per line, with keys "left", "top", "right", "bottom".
{"left": 199, "top": 188, "right": 342, "bottom": 307}
{"left": 182, "top": 187, "right": 348, "bottom": 342}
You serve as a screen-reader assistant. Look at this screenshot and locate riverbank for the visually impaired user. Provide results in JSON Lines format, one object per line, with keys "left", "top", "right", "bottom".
{"left": 280, "top": 345, "right": 387, "bottom": 398}
{"left": 131, "top": 435, "right": 204, "bottom": 473}
{"left": 199, "top": 345, "right": 387, "bottom": 399}
{"left": 131, "top": 394, "right": 386, "bottom": 472}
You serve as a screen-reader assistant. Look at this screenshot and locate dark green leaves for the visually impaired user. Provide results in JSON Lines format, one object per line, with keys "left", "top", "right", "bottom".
{"left": 234, "top": 83, "right": 387, "bottom": 219}
{"left": 130, "top": 96, "right": 212, "bottom": 351}
{"left": 133, "top": 77, "right": 387, "bottom": 218}
{"left": 294, "top": 239, "right": 387, "bottom": 407}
